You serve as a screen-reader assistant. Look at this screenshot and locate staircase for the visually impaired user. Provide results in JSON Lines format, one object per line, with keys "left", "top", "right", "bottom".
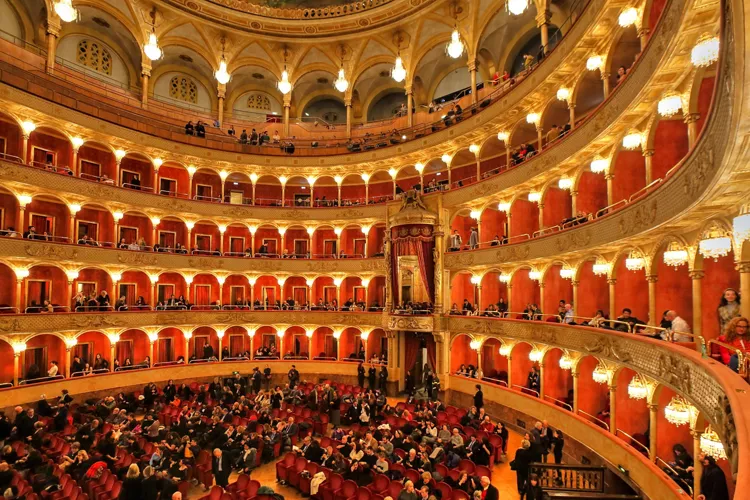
{"left": 529, "top": 463, "right": 641, "bottom": 500}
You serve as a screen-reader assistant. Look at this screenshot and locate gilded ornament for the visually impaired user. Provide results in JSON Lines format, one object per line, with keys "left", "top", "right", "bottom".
{"left": 657, "top": 353, "right": 692, "bottom": 395}
{"left": 584, "top": 336, "right": 631, "bottom": 362}
{"left": 554, "top": 230, "right": 592, "bottom": 252}
{"left": 0, "top": 318, "right": 22, "bottom": 333}
{"left": 71, "top": 315, "right": 124, "bottom": 329}
{"left": 387, "top": 315, "right": 432, "bottom": 332}
{"left": 24, "top": 244, "right": 78, "bottom": 260}
{"left": 712, "top": 395, "right": 738, "bottom": 473}
{"left": 117, "top": 253, "right": 158, "bottom": 266}
{"left": 188, "top": 258, "right": 224, "bottom": 269}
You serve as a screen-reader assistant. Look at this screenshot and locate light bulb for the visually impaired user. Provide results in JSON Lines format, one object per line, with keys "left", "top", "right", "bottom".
{"left": 334, "top": 68, "right": 349, "bottom": 93}
{"left": 278, "top": 69, "right": 292, "bottom": 94}
{"left": 392, "top": 56, "right": 406, "bottom": 83}
{"left": 144, "top": 32, "right": 162, "bottom": 61}
{"left": 446, "top": 29, "right": 465, "bottom": 59}
{"left": 618, "top": 7, "right": 639, "bottom": 27}
{"left": 215, "top": 59, "right": 231, "bottom": 85}
{"left": 21, "top": 121, "right": 36, "bottom": 135}
{"left": 54, "top": 0, "right": 78, "bottom": 23}
{"left": 497, "top": 202, "right": 510, "bottom": 212}
{"left": 527, "top": 192, "right": 541, "bottom": 203}
{"left": 507, "top": 0, "right": 529, "bottom": 15}
{"left": 71, "top": 136, "right": 84, "bottom": 149}
{"left": 528, "top": 271, "right": 541, "bottom": 281}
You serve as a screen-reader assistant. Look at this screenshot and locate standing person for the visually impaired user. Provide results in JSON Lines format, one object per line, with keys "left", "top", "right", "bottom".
{"left": 479, "top": 476, "right": 499, "bottom": 500}
{"left": 357, "top": 362, "right": 366, "bottom": 388}
{"left": 252, "top": 367, "right": 262, "bottom": 393}
{"left": 473, "top": 384, "right": 484, "bottom": 409}
{"left": 368, "top": 365, "right": 377, "bottom": 390}
{"left": 551, "top": 430, "right": 564, "bottom": 464}
{"left": 212, "top": 448, "right": 230, "bottom": 488}
{"left": 288, "top": 364, "right": 299, "bottom": 389}
{"left": 469, "top": 227, "right": 479, "bottom": 250}
{"left": 329, "top": 390, "right": 341, "bottom": 426}
{"left": 424, "top": 368, "right": 435, "bottom": 400}
{"left": 405, "top": 369, "right": 415, "bottom": 398}
{"left": 120, "top": 464, "right": 143, "bottom": 500}
{"left": 379, "top": 365, "right": 389, "bottom": 395}
{"left": 263, "top": 365, "right": 272, "bottom": 391}
{"left": 698, "top": 453, "right": 729, "bottom": 500}
{"left": 510, "top": 440, "right": 532, "bottom": 495}
{"left": 524, "top": 473, "right": 544, "bottom": 500}
{"left": 450, "top": 230, "right": 462, "bottom": 251}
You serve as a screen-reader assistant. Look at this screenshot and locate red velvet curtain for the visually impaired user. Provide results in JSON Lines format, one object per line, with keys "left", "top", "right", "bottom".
{"left": 405, "top": 334, "right": 420, "bottom": 373}
{"left": 425, "top": 335, "right": 437, "bottom": 372}
{"left": 390, "top": 225, "right": 435, "bottom": 303}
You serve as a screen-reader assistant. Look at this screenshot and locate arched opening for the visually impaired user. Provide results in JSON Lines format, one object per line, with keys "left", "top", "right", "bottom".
{"left": 576, "top": 170, "right": 608, "bottom": 217}
{"left": 510, "top": 196, "right": 539, "bottom": 238}
{"left": 312, "top": 175, "right": 338, "bottom": 207}
{"left": 543, "top": 265, "right": 573, "bottom": 317}
{"left": 479, "top": 137, "right": 508, "bottom": 179}
{"left": 24, "top": 334, "right": 66, "bottom": 380}
{"left": 543, "top": 348, "right": 574, "bottom": 410}
{"left": 509, "top": 268, "right": 541, "bottom": 314}
{"left": 0, "top": 262, "right": 16, "bottom": 311}
{"left": 613, "top": 255, "right": 648, "bottom": 324}
{"left": 155, "top": 327, "right": 185, "bottom": 364}
{"left": 74, "top": 267, "right": 114, "bottom": 311}
{"left": 154, "top": 272, "right": 187, "bottom": 306}
{"left": 224, "top": 172, "right": 253, "bottom": 205}
{"left": 367, "top": 328, "right": 387, "bottom": 362}
{"left": 0, "top": 339, "right": 14, "bottom": 384}
{"left": 614, "top": 368, "right": 650, "bottom": 457}
{"left": 282, "top": 325, "right": 309, "bottom": 358}
{"left": 76, "top": 203, "right": 115, "bottom": 245}
{"left": 158, "top": 216, "right": 187, "bottom": 251}
{"left": 651, "top": 117, "right": 689, "bottom": 180}
{"left": 24, "top": 264, "right": 67, "bottom": 312}
{"left": 117, "top": 210, "right": 150, "bottom": 247}
{"left": 480, "top": 272, "right": 508, "bottom": 311}
{"left": 481, "top": 338, "right": 507, "bottom": 385}
{"left": 654, "top": 246, "right": 693, "bottom": 335}
{"left": 312, "top": 326, "right": 336, "bottom": 360}
{"left": 23, "top": 194, "right": 71, "bottom": 243}
{"left": 510, "top": 342, "right": 535, "bottom": 395}
{"left": 654, "top": 386, "right": 694, "bottom": 477}
{"left": 340, "top": 327, "right": 365, "bottom": 361}
{"left": 78, "top": 141, "right": 116, "bottom": 182}
{"left": 481, "top": 206, "right": 508, "bottom": 244}
{"left": 284, "top": 175, "right": 312, "bottom": 207}
{"left": 368, "top": 171, "right": 393, "bottom": 204}
{"left": 116, "top": 329, "right": 149, "bottom": 367}
{"left": 699, "top": 250, "right": 741, "bottom": 340}
{"left": 253, "top": 326, "right": 279, "bottom": 357}
{"left": 450, "top": 272, "right": 475, "bottom": 311}
{"left": 450, "top": 334, "right": 478, "bottom": 373}
{"left": 542, "top": 186, "right": 572, "bottom": 229}
{"left": 611, "top": 148, "right": 646, "bottom": 203}
{"left": 118, "top": 270, "right": 151, "bottom": 309}
{"left": 27, "top": 126, "right": 73, "bottom": 172}
{"left": 222, "top": 274, "right": 250, "bottom": 306}
{"left": 576, "top": 260, "right": 610, "bottom": 318}
{"left": 254, "top": 176, "right": 283, "bottom": 207}
{"left": 119, "top": 152, "right": 153, "bottom": 190}
{"left": 191, "top": 168, "right": 222, "bottom": 202}
{"left": 190, "top": 326, "right": 218, "bottom": 360}
{"left": 449, "top": 149, "right": 476, "bottom": 188}
{"left": 574, "top": 71, "right": 605, "bottom": 117}
{"left": 450, "top": 209, "right": 474, "bottom": 251}
{"left": 156, "top": 161, "right": 190, "bottom": 197}
{"left": 0, "top": 112, "right": 22, "bottom": 158}
{"left": 576, "top": 355, "right": 611, "bottom": 429}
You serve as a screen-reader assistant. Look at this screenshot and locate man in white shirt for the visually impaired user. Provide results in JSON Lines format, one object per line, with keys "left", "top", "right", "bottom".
{"left": 47, "top": 361, "right": 59, "bottom": 377}
{"left": 666, "top": 310, "right": 691, "bottom": 342}
{"left": 450, "top": 230, "right": 462, "bottom": 251}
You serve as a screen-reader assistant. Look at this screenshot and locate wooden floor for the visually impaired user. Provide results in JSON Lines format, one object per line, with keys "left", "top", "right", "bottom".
{"left": 188, "top": 431, "right": 525, "bottom": 499}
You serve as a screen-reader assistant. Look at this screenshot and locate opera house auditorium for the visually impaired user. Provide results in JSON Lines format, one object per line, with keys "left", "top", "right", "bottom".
{"left": 0, "top": 0, "right": 747, "bottom": 498}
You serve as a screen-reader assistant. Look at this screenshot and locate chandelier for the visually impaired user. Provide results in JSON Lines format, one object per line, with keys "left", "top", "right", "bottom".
{"left": 592, "top": 363, "right": 609, "bottom": 384}
{"left": 498, "top": 273, "right": 511, "bottom": 283}
{"left": 590, "top": 156, "right": 609, "bottom": 174}
{"left": 622, "top": 130, "right": 642, "bottom": 150}
{"left": 446, "top": 29, "right": 465, "bottom": 59}
{"left": 700, "top": 426, "right": 726, "bottom": 460}
{"left": 469, "top": 339, "right": 481, "bottom": 350}
{"left": 215, "top": 38, "right": 231, "bottom": 84}
{"left": 528, "top": 192, "right": 541, "bottom": 203}
{"left": 392, "top": 55, "right": 406, "bottom": 83}
{"left": 556, "top": 87, "right": 570, "bottom": 101}
{"left": 586, "top": 55, "right": 603, "bottom": 71}
{"left": 54, "top": 0, "right": 78, "bottom": 23}
{"left": 499, "top": 343, "right": 512, "bottom": 357}
{"left": 664, "top": 396, "right": 692, "bottom": 426}
{"left": 143, "top": 8, "right": 162, "bottom": 61}
{"left": 592, "top": 261, "right": 610, "bottom": 276}
{"left": 625, "top": 251, "right": 645, "bottom": 271}
{"left": 526, "top": 112, "right": 540, "bottom": 125}
{"left": 658, "top": 92, "right": 683, "bottom": 117}
{"left": 560, "top": 268, "right": 574, "bottom": 279}
{"left": 699, "top": 228, "right": 732, "bottom": 261}
{"left": 559, "top": 352, "right": 573, "bottom": 370}
{"left": 497, "top": 131, "right": 509, "bottom": 142}
{"left": 618, "top": 7, "right": 639, "bottom": 27}
{"left": 627, "top": 374, "right": 649, "bottom": 400}
{"left": 334, "top": 67, "right": 349, "bottom": 92}
{"left": 734, "top": 206, "right": 750, "bottom": 244}
{"left": 663, "top": 242, "right": 688, "bottom": 268}
{"left": 497, "top": 202, "right": 511, "bottom": 212}
{"left": 529, "top": 348, "right": 543, "bottom": 362}
{"left": 558, "top": 177, "right": 573, "bottom": 190}
{"left": 528, "top": 270, "right": 541, "bottom": 281}
{"left": 278, "top": 49, "right": 292, "bottom": 94}
{"left": 507, "top": 0, "right": 529, "bottom": 16}
{"left": 691, "top": 34, "right": 720, "bottom": 67}
{"left": 470, "top": 275, "right": 481, "bottom": 285}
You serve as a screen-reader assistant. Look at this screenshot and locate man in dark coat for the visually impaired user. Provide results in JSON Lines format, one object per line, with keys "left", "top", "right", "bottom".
{"left": 474, "top": 384, "right": 484, "bottom": 409}
{"left": 212, "top": 448, "right": 231, "bottom": 488}
{"left": 288, "top": 365, "right": 300, "bottom": 389}
{"left": 699, "top": 453, "right": 729, "bottom": 500}
{"left": 511, "top": 440, "right": 532, "bottom": 494}
{"left": 368, "top": 366, "right": 377, "bottom": 390}
{"left": 479, "top": 476, "right": 499, "bottom": 500}
{"left": 379, "top": 366, "right": 388, "bottom": 395}
{"left": 357, "top": 363, "right": 366, "bottom": 388}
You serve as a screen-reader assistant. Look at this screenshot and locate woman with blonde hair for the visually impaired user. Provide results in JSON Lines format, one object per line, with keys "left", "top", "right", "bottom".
{"left": 715, "top": 316, "right": 749, "bottom": 372}
{"left": 120, "top": 463, "right": 142, "bottom": 499}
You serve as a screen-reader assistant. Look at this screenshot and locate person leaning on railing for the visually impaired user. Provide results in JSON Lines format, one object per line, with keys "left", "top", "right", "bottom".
{"left": 713, "top": 316, "right": 749, "bottom": 372}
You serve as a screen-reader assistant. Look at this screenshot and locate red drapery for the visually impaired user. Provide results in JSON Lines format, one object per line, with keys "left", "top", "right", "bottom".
{"left": 405, "top": 334, "right": 420, "bottom": 374}
{"left": 390, "top": 225, "right": 435, "bottom": 304}
{"left": 426, "top": 335, "right": 437, "bottom": 372}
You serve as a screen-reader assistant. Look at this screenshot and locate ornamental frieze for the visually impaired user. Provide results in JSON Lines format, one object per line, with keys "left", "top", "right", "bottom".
{"left": 386, "top": 315, "right": 433, "bottom": 332}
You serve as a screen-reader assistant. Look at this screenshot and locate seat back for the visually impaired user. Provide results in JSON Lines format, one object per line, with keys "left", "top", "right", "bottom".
{"left": 295, "top": 456, "right": 308, "bottom": 472}
{"left": 357, "top": 486, "right": 372, "bottom": 500}
{"left": 435, "top": 482, "right": 453, "bottom": 500}
{"left": 404, "top": 469, "right": 420, "bottom": 484}
{"left": 246, "top": 479, "right": 261, "bottom": 498}
{"left": 341, "top": 480, "right": 358, "bottom": 497}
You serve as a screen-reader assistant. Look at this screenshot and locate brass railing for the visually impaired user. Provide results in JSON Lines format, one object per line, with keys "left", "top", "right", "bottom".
{"left": 529, "top": 462, "right": 605, "bottom": 492}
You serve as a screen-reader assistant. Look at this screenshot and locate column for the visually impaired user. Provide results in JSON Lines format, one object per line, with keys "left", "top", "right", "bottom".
{"left": 149, "top": 340, "right": 155, "bottom": 366}
{"left": 538, "top": 282, "right": 546, "bottom": 316}
{"left": 538, "top": 362, "right": 545, "bottom": 399}
{"left": 345, "top": 99, "right": 352, "bottom": 138}
{"left": 637, "top": 26, "right": 650, "bottom": 51}
{"left": 506, "top": 284, "right": 513, "bottom": 317}
{"left": 506, "top": 211, "right": 512, "bottom": 237}
{"left": 739, "top": 262, "right": 750, "bottom": 319}
{"left": 109, "top": 342, "right": 116, "bottom": 372}
{"left": 153, "top": 164, "right": 159, "bottom": 190}
{"left": 571, "top": 368, "right": 579, "bottom": 413}
{"left": 689, "top": 270, "right": 704, "bottom": 346}
{"left": 72, "top": 147, "right": 80, "bottom": 177}
{"left": 536, "top": 124, "right": 543, "bottom": 151}
{"left": 684, "top": 113, "right": 700, "bottom": 149}
{"left": 475, "top": 285, "right": 482, "bottom": 311}
{"left": 536, "top": 10, "right": 551, "bottom": 54}
{"left": 468, "top": 60, "right": 478, "bottom": 105}
{"left": 568, "top": 103, "right": 576, "bottom": 130}
{"left": 570, "top": 190, "right": 578, "bottom": 215}
{"left": 607, "top": 278, "right": 616, "bottom": 319}
{"left": 608, "top": 383, "right": 617, "bottom": 434}
{"left": 218, "top": 334, "right": 224, "bottom": 361}
{"left": 690, "top": 425, "right": 704, "bottom": 500}
{"left": 184, "top": 333, "right": 191, "bottom": 363}
{"left": 648, "top": 403, "right": 658, "bottom": 461}
{"left": 337, "top": 184, "right": 342, "bottom": 206}
{"left": 141, "top": 69, "right": 150, "bottom": 106}
{"left": 185, "top": 279, "right": 192, "bottom": 303}
{"left": 643, "top": 149, "right": 655, "bottom": 184}
{"left": 601, "top": 73, "right": 611, "bottom": 99}
{"left": 406, "top": 87, "right": 414, "bottom": 127}
{"left": 15, "top": 277, "right": 23, "bottom": 312}
{"left": 217, "top": 85, "right": 226, "bottom": 127}
{"left": 150, "top": 281, "right": 157, "bottom": 307}
{"left": 507, "top": 354, "right": 513, "bottom": 388}
{"left": 283, "top": 96, "right": 291, "bottom": 137}
{"left": 605, "top": 173, "right": 615, "bottom": 206}
{"left": 14, "top": 352, "right": 21, "bottom": 386}
{"left": 646, "top": 275, "right": 658, "bottom": 325}
{"left": 538, "top": 203, "right": 545, "bottom": 231}
{"left": 221, "top": 180, "right": 226, "bottom": 202}
{"left": 433, "top": 227, "right": 445, "bottom": 314}
{"left": 65, "top": 279, "right": 73, "bottom": 311}
{"left": 69, "top": 213, "right": 76, "bottom": 242}
{"left": 21, "top": 133, "right": 30, "bottom": 164}
{"left": 45, "top": 23, "right": 60, "bottom": 74}
{"left": 65, "top": 347, "right": 72, "bottom": 378}
{"left": 572, "top": 280, "right": 579, "bottom": 312}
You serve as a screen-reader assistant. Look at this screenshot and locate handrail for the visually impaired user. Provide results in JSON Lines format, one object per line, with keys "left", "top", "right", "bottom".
{"left": 512, "top": 384, "right": 539, "bottom": 397}
{"left": 628, "top": 179, "right": 663, "bottom": 203}
{"left": 153, "top": 360, "right": 185, "bottom": 367}
{"left": 482, "top": 376, "right": 509, "bottom": 387}
{"left": 655, "top": 456, "right": 693, "bottom": 495}
{"left": 19, "top": 375, "right": 64, "bottom": 385}
{"left": 313, "top": 356, "right": 338, "bottom": 361}
{"left": 543, "top": 394, "right": 573, "bottom": 411}
{"left": 222, "top": 356, "right": 250, "bottom": 362}
{"left": 577, "top": 409, "right": 609, "bottom": 430}
{"left": 114, "top": 363, "right": 149, "bottom": 371}
{"left": 616, "top": 428, "right": 651, "bottom": 457}
{"left": 70, "top": 368, "right": 109, "bottom": 377}
{"left": 707, "top": 338, "right": 747, "bottom": 376}
{"left": 188, "top": 358, "right": 216, "bottom": 364}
